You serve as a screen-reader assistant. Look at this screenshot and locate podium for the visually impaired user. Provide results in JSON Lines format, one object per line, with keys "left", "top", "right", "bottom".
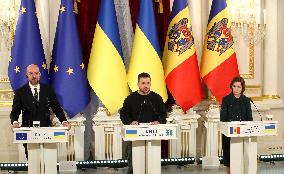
{"left": 122, "top": 124, "right": 177, "bottom": 174}
{"left": 219, "top": 121, "right": 277, "bottom": 174}
{"left": 13, "top": 127, "right": 68, "bottom": 174}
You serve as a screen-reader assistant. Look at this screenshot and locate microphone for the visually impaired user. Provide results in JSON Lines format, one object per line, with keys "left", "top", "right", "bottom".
{"left": 147, "top": 97, "right": 165, "bottom": 124}
{"left": 249, "top": 98, "right": 262, "bottom": 121}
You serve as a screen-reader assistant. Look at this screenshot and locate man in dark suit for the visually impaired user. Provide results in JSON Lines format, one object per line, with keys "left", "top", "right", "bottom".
{"left": 10, "top": 64, "right": 71, "bottom": 157}
{"left": 10, "top": 64, "right": 71, "bottom": 128}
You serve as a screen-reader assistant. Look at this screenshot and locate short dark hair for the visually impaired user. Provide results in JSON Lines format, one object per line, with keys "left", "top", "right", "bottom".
{"left": 230, "top": 76, "right": 246, "bottom": 93}
{"left": 138, "top": 72, "right": 151, "bottom": 82}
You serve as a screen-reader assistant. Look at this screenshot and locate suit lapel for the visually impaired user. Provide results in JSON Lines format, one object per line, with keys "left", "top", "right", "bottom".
{"left": 23, "top": 83, "right": 34, "bottom": 103}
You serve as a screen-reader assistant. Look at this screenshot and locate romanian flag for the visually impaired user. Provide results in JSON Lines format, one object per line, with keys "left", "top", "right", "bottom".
{"left": 163, "top": 0, "right": 203, "bottom": 112}
{"left": 127, "top": 0, "right": 168, "bottom": 101}
{"left": 87, "top": 0, "right": 129, "bottom": 114}
{"left": 200, "top": 0, "right": 239, "bottom": 102}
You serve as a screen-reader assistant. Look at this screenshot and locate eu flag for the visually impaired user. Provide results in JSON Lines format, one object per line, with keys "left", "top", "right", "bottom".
{"left": 8, "top": 0, "right": 49, "bottom": 91}
{"left": 50, "top": 0, "right": 90, "bottom": 117}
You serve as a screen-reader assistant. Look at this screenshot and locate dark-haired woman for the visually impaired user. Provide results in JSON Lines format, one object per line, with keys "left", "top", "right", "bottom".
{"left": 220, "top": 76, "right": 253, "bottom": 174}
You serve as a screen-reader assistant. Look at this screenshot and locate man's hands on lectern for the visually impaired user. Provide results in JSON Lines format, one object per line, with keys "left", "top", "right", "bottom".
{"left": 150, "top": 121, "right": 160, "bottom": 125}
{"left": 130, "top": 121, "right": 139, "bottom": 125}
{"left": 11, "top": 122, "right": 20, "bottom": 129}
{"left": 63, "top": 122, "right": 71, "bottom": 130}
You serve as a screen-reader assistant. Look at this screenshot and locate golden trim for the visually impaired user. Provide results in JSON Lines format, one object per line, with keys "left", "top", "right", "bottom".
{"left": 155, "top": 0, "right": 163, "bottom": 13}
{"left": 0, "top": 101, "right": 13, "bottom": 106}
{"left": 245, "top": 95, "right": 280, "bottom": 101}
{"left": 208, "top": 96, "right": 217, "bottom": 101}
{"left": 262, "top": 95, "right": 281, "bottom": 99}
{"left": 0, "top": 89, "right": 13, "bottom": 92}
{"left": 240, "top": 21, "right": 255, "bottom": 79}
{"left": 246, "top": 85, "right": 261, "bottom": 88}
{"left": 0, "top": 77, "right": 10, "bottom": 83}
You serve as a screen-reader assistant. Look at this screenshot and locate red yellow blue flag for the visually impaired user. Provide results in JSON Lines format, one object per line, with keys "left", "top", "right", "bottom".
{"left": 87, "top": 0, "right": 129, "bottom": 114}
{"left": 201, "top": 0, "right": 239, "bottom": 102}
{"left": 128, "top": 0, "right": 167, "bottom": 101}
{"left": 163, "top": 0, "right": 203, "bottom": 112}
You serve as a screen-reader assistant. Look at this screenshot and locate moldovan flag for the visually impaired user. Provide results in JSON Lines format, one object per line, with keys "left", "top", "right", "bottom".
{"left": 163, "top": 0, "right": 203, "bottom": 112}
{"left": 200, "top": 0, "right": 239, "bottom": 102}
{"left": 127, "top": 0, "right": 168, "bottom": 101}
{"left": 87, "top": 0, "right": 129, "bottom": 114}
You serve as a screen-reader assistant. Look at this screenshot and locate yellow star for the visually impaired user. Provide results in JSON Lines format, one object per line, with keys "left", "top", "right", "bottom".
{"left": 20, "top": 6, "right": 26, "bottom": 14}
{"left": 14, "top": 66, "right": 20, "bottom": 73}
{"left": 54, "top": 65, "right": 59, "bottom": 72}
{"left": 9, "top": 57, "right": 12, "bottom": 63}
{"left": 80, "top": 63, "right": 85, "bottom": 69}
{"left": 59, "top": 6, "right": 66, "bottom": 14}
{"left": 66, "top": 67, "right": 74, "bottom": 75}
{"left": 42, "top": 62, "right": 47, "bottom": 69}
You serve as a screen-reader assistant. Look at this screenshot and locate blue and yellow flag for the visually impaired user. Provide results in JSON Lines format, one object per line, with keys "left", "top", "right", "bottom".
{"left": 87, "top": 0, "right": 129, "bottom": 114}
{"left": 128, "top": 0, "right": 167, "bottom": 101}
{"left": 8, "top": 0, "right": 49, "bottom": 91}
{"left": 50, "top": 0, "right": 90, "bottom": 117}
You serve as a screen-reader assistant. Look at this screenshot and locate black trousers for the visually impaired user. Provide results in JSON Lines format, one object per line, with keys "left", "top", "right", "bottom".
{"left": 222, "top": 134, "right": 230, "bottom": 167}
{"left": 23, "top": 143, "right": 28, "bottom": 160}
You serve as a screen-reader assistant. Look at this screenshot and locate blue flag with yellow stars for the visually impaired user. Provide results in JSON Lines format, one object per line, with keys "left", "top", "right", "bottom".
{"left": 50, "top": 0, "right": 90, "bottom": 118}
{"left": 8, "top": 0, "right": 49, "bottom": 91}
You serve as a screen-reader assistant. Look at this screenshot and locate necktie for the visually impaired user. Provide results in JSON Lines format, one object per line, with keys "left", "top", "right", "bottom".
{"left": 34, "top": 88, "right": 38, "bottom": 101}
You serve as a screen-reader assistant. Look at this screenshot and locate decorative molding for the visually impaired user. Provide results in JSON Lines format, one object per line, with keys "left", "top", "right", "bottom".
{"left": 250, "top": 95, "right": 280, "bottom": 101}
{"left": 208, "top": 96, "right": 217, "bottom": 101}
{"left": 0, "top": 77, "right": 10, "bottom": 83}
{"left": 262, "top": 95, "right": 281, "bottom": 99}
{"left": 0, "top": 101, "right": 12, "bottom": 107}
{"left": 0, "top": 88, "right": 13, "bottom": 106}
{"left": 240, "top": 21, "right": 255, "bottom": 79}
{"left": 246, "top": 85, "right": 261, "bottom": 88}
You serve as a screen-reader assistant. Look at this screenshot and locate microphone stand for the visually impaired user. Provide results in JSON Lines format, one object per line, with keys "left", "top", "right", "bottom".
{"left": 249, "top": 98, "right": 262, "bottom": 121}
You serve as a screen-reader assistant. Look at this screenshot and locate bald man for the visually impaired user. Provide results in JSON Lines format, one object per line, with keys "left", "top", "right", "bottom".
{"left": 10, "top": 64, "right": 71, "bottom": 129}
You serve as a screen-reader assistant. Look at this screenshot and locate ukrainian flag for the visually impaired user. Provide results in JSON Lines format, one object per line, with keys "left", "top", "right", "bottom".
{"left": 87, "top": 0, "right": 129, "bottom": 114}
{"left": 54, "top": 132, "right": 65, "bottom": 139}
{"left": 200, "top": 0, "right": 239, "bottom": 102}
{"left": 127, "top": 0, "right": 168, "bottom": 102}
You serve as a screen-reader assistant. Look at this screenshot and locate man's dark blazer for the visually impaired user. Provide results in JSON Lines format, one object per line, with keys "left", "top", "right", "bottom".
{"left": 10, "top": 83, "right": 67, "bottom": 127}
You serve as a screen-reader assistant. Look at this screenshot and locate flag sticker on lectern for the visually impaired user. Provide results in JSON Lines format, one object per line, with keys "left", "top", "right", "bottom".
{"left": 16, "top": 133, "right": 27, "bottom": 140}
{"left": 125, "top": 130, "right": 137, "bottom": 138}
{"left": 230, "top": 127, "right": 240, "bottom": 134}
{"left": 265, "top": 124, "right": 276, "bottom": 134}
{"left": 54, "top": 132, "right": 65, "bottom": 139}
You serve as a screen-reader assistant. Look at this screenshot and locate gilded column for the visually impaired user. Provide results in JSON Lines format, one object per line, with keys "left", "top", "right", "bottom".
{"left": 263, "top": 0, "right": 280, "bottom": 100}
